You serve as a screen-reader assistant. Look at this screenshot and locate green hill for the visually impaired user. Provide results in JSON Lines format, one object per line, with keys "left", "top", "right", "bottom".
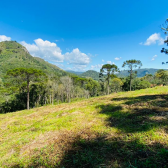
{"left": 0, "top": 41, "right": 69, "bottom": 79}
{"left": 1, "top": 86, "right": 168, "bottom": 167}
{"left": 80, "top": 70, "right": 99, "bottom": 80}
{"left": 66, "top": 70, "right": 83, "bottom": 75}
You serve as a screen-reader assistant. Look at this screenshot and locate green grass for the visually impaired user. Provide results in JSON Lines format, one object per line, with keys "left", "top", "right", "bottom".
{"left": 1, "top": 86, "right": 168, "bottom": 167}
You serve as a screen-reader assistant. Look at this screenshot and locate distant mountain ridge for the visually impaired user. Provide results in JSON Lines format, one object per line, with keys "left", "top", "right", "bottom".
{"left": 118, "top": 68, "right": 167, "bottom": 78}
{"left": 66, "top": 70, "right": 83, "bottom": 75}
{"left": 66, "top": 68, "right": 166, "bottom": 80}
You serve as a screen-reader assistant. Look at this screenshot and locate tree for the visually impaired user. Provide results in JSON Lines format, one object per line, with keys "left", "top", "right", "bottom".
{"left": 99, "top": 64, "right": 119, "bottom": 95}
{"left": 122, "top": 60, "right": 142, "bottom": 91}
{"left": 46, "top": 80, "right": 58, "bottom": 105}
{"left": 138, "top": 80, "right": 151, "bottom": 89}
{"left": 60, "top": 76, "right": 73, "bottom": 103}
{"left": 7, "top": 68, "right": 47, "bottom": 110}
{"left": 110, "top": 78, "right": 123, "bottom": 93}
{"left": 155, "top": 69, "right": 168, "bottom": 85}
{"left": 161, "top": 19, "right": 168, "bottom": 54}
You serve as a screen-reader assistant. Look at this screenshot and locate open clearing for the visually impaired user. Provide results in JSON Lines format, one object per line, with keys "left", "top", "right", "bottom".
{"left": 1, "top": 86, "right": 168, "bottom": 167}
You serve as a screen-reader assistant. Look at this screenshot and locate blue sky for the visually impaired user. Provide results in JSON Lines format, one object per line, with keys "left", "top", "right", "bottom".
{"left": 1, "top": 0, "right": 168, "bottom": 72}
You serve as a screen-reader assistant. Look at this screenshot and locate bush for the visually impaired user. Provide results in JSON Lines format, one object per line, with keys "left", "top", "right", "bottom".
{"left": 138, "top": 80, "right": 151, "bottom": 89}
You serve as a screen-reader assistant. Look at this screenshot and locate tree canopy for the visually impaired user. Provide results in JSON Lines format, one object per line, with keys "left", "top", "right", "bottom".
{"left": 122, "top": 59, "right": 142, "bottom": 91}
{"left": 99, "top": 64, "right": 119, "bottom": 95}
{"left": 161, "top": 19, "right": 168, "bottom": 54}
{"left": 7, "top": 68, "right": 47, "bottom": 110}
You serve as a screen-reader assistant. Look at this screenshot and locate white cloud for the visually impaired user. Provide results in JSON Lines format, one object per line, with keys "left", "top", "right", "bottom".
{"left": 0, "top": 35, "right": 11, "bottom": 42}
{"left": 65, "top": 64, "right": 87, "bottom": 71}
{"left": 151, "top": 55, "right": 157, "bottom": 61}
{"left": 64, "top": 48, "right": 90, "bottom": 65}
{"left": 102, "top": 59, "right": 104, "bottom": 62}
{"left": 20, "top": 38, "right": 90, "bottom": 70}
{"left": 115, "top": 57, "right": 122, "bottom": 60}
{"left": 91, "top": 64, "right": 103, "bottom": 70}
{"left": 20, "top": 41, "right": 39, "bottom": 52}
{"left": 143, "top": 33, "right": 164, "bottom": 46}
{"left": 20, "top": 38, "right": 64, "bottom": 62}
{"left": 107, "top": 61, "right": 112, "bottom": 64}
{"left": 107, "top": 61, "right": 115, "bottom": 64}
{"left": 73, "top": 65, "right": 87, "bottom": 71}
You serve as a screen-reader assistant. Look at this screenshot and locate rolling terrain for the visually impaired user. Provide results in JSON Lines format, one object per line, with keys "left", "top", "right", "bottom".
{"left": 1, "top": 86, "right": 168, "bottom": 167}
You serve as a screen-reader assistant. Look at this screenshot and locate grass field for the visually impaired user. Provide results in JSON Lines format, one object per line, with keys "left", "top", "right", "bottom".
{"left": 1, "top": 86, "right": 168, "bottom": 167}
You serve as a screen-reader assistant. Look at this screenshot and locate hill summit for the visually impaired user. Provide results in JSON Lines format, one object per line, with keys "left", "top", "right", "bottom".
{"left": 0, "top": 41, "right": 68, "bottom": 78}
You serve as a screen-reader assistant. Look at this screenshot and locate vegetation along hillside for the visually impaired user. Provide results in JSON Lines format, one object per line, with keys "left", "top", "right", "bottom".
{"left": 0, "top": 41, "right": 104, "bottom": 113}
{"left": 1, "top": 86, "right": 168, "bottom": 167}
{"left": 80, "top": 70, "right": 100, "bottom": 80}
{"left": 0, "top": 41, "right": 69, "bottom": 79}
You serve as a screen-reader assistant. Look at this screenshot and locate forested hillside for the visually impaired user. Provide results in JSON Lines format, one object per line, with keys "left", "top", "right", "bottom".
{"left": 0, "top": 41, "right": 68, "bottom": 79}
{"left": 0, "top": 41, "right": 102, "bottom": 113}
{"left": 80, "top": 70, "right": 99, "bottom": 80}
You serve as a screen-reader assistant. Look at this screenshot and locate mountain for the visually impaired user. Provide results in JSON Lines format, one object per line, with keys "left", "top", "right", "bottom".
{"left": 66, "top": 70, "right": 100, "bottom": 80}
{"left": 117, "top": 68, "right": 165, "bottom": 78}
{"left": 80, "top": 70, "right": 99, "bottom": 80}
{"left": 66, "top": 70, "right": 83, "bottom": 75}
{"left": 0, "top": 41, "right": 69, "bottom": 78}
{"left": 66, "top": 68, "right": 163, "bottom": 81}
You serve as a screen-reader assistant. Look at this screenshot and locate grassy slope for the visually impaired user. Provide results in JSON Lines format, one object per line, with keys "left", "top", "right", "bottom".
{"left": 1, "top": 87, "right": 168, "bottom": 167}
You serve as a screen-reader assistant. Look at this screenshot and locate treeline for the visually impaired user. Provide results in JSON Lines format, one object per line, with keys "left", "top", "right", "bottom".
{"left": 0, "top": 68, "right": 101, "bottom": 113}
{"left": 0, "top": 65, "right": 168, "bottom": 113}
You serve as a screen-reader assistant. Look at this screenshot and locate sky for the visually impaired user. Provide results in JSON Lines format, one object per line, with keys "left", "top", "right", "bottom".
{"left": 1, "top": 0, "right": 168, "bottom": 72}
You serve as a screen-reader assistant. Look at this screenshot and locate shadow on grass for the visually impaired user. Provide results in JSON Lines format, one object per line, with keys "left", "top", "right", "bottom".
{"left": 112, "top": 94, "right": 168, "bottom": 107}
{"left": 96, "top": 104, "right": 168, "bottom": 133}
{"left": 10, "top": 134, "right": 168, "bottom": 168}
{"left": 59, "top": 138, "right": 168, "bottom": 168}
{"left": 94, "top": 94, "right": 168, "bottom": 133}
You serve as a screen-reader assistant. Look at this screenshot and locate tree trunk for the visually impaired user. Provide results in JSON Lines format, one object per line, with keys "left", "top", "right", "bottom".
{"left": 27, "top": 77, "right": 30, "bottom": 110}
{"left": 45, "top": 96, "right": 46, "bottom": 105}
{"left": 50, "top": 94, "right": 51, "bottom": 104}
{"left": 130, "top": 67, "right": 132, "bottom": 91}
{"left": 107, "top": 78, "right": 110, "bottom": 95}
{"left": 69, "top": 92, "right": 71, "bottom": 103}
{"left": 52, "top": 93, "right": 54, "bottom": 105}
